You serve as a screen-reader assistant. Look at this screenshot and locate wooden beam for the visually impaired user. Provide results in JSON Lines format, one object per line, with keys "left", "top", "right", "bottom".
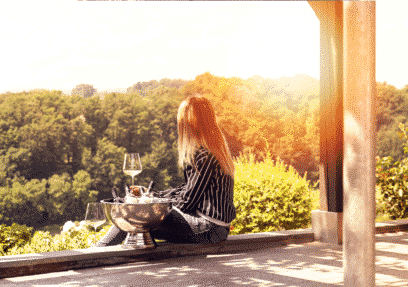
{"left": 309, "top": 1, "right": 344, "bottom": 213}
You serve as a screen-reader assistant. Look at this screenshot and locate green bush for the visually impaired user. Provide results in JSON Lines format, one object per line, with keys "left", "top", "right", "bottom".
{"left": 1, "top": 222, "right": 110, "bottom": 256}
{"left": 376, "top": 156, "right": 408, "bottom": 219}
{"left": 230, "top": 152, "right": 315, "bottom": 235}
{"left": 376, "top": 123, "right": 408, "bottom": 220}
{"left": 0, "top": 223, "right": 33, "bottom": 255}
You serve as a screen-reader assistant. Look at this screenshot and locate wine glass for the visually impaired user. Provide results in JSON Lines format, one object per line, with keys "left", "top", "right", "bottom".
{"left": 85, "top": 202, "right": 106, "bottom": 246}
{"left": 123, "top": 153, "right": 142, "bottom": 186}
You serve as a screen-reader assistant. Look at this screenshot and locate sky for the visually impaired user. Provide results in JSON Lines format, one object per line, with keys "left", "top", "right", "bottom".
{"left": 0, "top": 0, "right": 407, "bottom": 95}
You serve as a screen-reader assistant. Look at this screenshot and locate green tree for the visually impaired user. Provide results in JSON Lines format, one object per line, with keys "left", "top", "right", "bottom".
{"left": 71, "top": 84, "right": 97, "bottom": 98}
{"left": 376, "top": 82, "right": 408, "bottom": 131}
{"left": 80, "top": 96, "right": 109, "bottom": 156}
{"left": 13, "top": 91, "right": 93, "bottom": 179}
{"left": 127, "top": 80, "right": 159, "bottom": 96}
{"left": 376, "top": 82, "right": 408, "bottom": 161}
{"left": 0, "top": 87, "right": 189, "bottom": 227}
{"left": 82, "top": 137, "right": 126, "bottom": 200}
{"left": 137, "top": 87, "right": 184, "bottom": 190}
{"left": 0, "top": 177, "right": 48, "bottom": 227}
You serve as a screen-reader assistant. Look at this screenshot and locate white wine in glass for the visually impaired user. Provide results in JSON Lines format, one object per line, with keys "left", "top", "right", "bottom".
{"left": 85, "top": 203, "right": 106, "bottom": 246}
{"left": 123, "top": 153, "right": 142, "bottom": 186}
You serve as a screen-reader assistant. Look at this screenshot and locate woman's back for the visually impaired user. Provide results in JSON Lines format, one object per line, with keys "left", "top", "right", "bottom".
{"left": 172, "top": 148, "right": 236, "bottom": 225}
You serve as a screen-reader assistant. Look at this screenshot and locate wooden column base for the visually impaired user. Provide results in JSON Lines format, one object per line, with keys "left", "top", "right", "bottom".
{"left": 311, "top": 210, "right": 343, "bottom": 245}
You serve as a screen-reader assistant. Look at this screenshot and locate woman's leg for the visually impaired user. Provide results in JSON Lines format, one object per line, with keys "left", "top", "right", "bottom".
{"left": 95, "top": 225, "right": 127, "bottom": 247}
{"left": 204, "top": 225, "right": 230, "bottom": 244}
{"left": 150, "top": 209, "right": 229, "bottom": 244}
{"left": 150, "top": 209, "right": 201, "bottom": 243}
{"left": 96, "top": 211, "right": 230, "bottom": 246}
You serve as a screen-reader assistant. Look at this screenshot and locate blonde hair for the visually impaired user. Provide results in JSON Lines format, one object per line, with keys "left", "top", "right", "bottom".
{"left": 177, "top": 95, "right": 234, "bottom": 177}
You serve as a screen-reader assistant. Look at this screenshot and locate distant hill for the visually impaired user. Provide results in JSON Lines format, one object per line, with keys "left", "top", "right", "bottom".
{"left": 62, "top": 88, "right": 127, "bottom": 96}
{"left": 247, "top": 74, "right": 319, "bottom": 114}
{"left": 61, "top": 75, "right": 319, "bottom": 107}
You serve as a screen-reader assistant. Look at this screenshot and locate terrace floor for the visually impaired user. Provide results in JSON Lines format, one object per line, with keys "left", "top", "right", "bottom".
{"left": 1, "top": 220, "right": 408, "bottom": 286}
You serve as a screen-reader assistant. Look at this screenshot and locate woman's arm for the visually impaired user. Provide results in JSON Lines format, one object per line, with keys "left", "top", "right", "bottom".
{"left": 153, "top": 185, "right": 184, "bottom": 199}
{"left": 151, "top": 168, "right": 188, "bottom": 199}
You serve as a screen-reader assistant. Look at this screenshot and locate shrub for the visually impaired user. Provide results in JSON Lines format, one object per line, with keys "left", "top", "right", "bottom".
{"left": 230, "top": 152, "right": 315, "bottom": 235}
{"left": 0, "top": 223, "right": 33, "bottom": 255}
{"left": 376, "top": 123, "right": 408, "bottom": 220}
{"left": 376, "top": 156, "right": 408, "bottom": 220}
{"left": 1, "top": 222, "right": 110, "bottom": 256}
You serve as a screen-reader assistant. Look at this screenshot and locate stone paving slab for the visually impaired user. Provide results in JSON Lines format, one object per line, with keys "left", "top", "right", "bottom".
{"left": 2, "top": 231, "right": 408, "bottom": 286}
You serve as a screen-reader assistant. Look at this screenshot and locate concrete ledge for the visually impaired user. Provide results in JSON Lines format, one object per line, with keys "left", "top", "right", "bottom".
{"left": 375, "top": 219, "right": 408, "bottom": 234}
{"left": 2, "top": 219, "right": 408, "bottom": 279}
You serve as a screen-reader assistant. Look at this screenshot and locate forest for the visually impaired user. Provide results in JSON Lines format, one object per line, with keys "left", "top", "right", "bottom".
{"left": 0, "top": 72, "right": 407, "bottom": 229}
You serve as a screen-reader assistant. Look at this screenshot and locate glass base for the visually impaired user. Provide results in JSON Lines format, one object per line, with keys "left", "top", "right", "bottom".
{"left": 123, "top": 232, "right": 156, "bottom": 249}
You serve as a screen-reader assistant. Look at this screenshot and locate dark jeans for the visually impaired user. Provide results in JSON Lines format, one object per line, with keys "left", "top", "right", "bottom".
{"left": 96, "top": 208, "right": 230, "bottom": 246}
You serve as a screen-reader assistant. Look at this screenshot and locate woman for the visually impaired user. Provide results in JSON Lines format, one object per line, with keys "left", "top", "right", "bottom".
{"left": 97, "top": 95, "right": 236, "bottom": 245}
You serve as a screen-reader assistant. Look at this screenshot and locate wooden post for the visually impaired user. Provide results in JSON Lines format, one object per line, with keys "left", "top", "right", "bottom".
{"left": 343, "top": 1, "right": 376, "bottom": 286}
{"left": 309, "top": 1, "right": 344, "bottom": 245}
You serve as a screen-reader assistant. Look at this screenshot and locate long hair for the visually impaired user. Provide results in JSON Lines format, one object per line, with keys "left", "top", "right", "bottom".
{"left": 177, "top": 95, "right": 234, "bottom": 177}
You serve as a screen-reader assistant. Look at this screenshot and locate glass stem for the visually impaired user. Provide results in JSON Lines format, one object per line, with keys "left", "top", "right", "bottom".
{"left": 93, "top": 228, "right": 96, "bottom": 247}
{"left": 131, "top": 176, "right": 134, "bottom": 186}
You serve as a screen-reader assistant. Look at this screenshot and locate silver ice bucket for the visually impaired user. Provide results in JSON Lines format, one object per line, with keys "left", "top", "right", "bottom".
{"left": 100, "top": 197, "right": 173, "bottom": 249}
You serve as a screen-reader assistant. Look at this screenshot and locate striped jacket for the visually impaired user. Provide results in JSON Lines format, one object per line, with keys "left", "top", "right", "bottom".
{"left": 157, "top": 148, "right": 236, "bottom": 225}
